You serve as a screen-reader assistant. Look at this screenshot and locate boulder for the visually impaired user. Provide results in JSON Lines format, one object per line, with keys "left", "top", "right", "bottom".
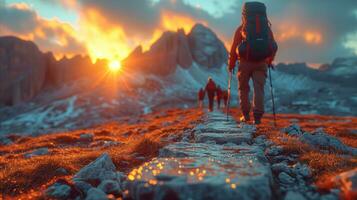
{"left": 45, "top": 183, "right": 72, "bottom": 200}
{"left": 278, "top": 172, "right": 295, "bottom": 185}
{"left": 300, "top": 129, "right": 357, "bottom": 155}
{"left": 98, "top": 180, "right": 121, "bottom": 195}
{"left": 265, "top": 146, "right": 283, "bottom": 156}
{"left": 284, "top": 191, "right": 306, "bottom": 200}
{"left": 293, "top": 163, "right": 311, "bottom": 178}
{"left": 79, "top": 133, "right": 94, "bottom": 142}
{"left": 24, "top": 147, "right": 49, "bottom": 158}
{"left": 283, "top": 124, "right": 303, "bottom": 136}
{"left": 187, "top": 24, "right": 227, "bottom": 69}
{"left": 271, "top": 162, "right": 291, "bottom": 175}
{"left": 85, "top": 188, "right": 108, "bottom": 200}
{"left": 73, "top": 153, "right": 117, "bottom": 184}
{"left": 74, "top": 180, "right": 93, "bottom": 195}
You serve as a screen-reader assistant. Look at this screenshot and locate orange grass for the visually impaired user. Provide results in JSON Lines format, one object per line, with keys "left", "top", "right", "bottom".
{"left": 0, "top": 108, "right": 203, "bottom": 199}
{"left": 230, "top": 108, "right": 357, "bottom": 196}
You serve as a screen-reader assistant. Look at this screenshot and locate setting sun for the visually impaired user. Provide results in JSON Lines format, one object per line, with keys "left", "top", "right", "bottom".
{"left": 108, "top": 60, "right": 121, "bottom": 72}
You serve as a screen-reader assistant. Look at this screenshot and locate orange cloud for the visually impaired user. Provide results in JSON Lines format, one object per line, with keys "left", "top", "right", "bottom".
{"left": 161, "top": 11, "right": 206, "bottom": 34}
{"left": 0, "top": 4, "right": 84, "bottom": 59}
{"left": 304, "top": 31, "right": 322, "bottom": 44}
{"left": 275, "top": 23, "right": 323, "bottom": 45}
{"left": 9, "top": 2, "right": 30, "bottom": 10}
{"left": 139, "top": 11, "right": 207, "bottom": 51}
{"left": 78, "top": 8, "right": 132, "bottom": 63}
{"left": 76, "top": 9, "right": 206, "bottom": 62}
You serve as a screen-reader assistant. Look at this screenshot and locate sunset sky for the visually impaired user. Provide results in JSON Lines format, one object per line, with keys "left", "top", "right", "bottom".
{"left": 1, "top": 0, "right": 356, "bottom": 65}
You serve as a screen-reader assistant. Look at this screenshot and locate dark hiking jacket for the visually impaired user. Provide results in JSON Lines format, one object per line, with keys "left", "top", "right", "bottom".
{"left": 198, "top": 89, "right": 205, "bottom": 100}
{"left": 205, "top": 80, "right": 216, "bottom": 96}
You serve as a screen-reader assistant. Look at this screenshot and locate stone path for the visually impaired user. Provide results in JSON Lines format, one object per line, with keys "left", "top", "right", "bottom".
{"left": 124, "top": 111, "right": 274, "bottom": 200}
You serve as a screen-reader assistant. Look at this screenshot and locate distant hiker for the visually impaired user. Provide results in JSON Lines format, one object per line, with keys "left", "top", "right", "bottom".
{"left": 198, "top": 88, "right": 206, "bottom": 108}
{"left": 205, "top": 77, "right": 217, "bottom": 112}
{"left": 222, "top": 90, "right": 228, "bottom": 108}
{"left": 228, "top": 2, "right": 278, "bottom": 124}
{"left": 216, "top": 85, "right": 223, "bottom": 109}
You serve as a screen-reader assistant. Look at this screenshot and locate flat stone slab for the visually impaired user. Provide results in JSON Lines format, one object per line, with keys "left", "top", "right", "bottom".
{"left": 124, "top": 143, "right": 272, "bottom": 200}
{"left": 195, "top": 132, "right": 252, "bottom": 145}
{"left": 194, "top": 113, "right": 254, "bottom": 144}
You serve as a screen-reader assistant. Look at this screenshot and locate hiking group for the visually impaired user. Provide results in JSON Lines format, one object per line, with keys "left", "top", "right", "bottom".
{"left": 198, "top": 2, "right": 277, "bottom": 125}
{"left": 198, "top": 78, "right": 228, "bottom": 112}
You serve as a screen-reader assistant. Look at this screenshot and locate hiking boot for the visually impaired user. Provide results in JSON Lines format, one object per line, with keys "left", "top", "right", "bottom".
{"left": 254, "top": 119, "right": 261, "bottom": 125}
{"left": 240, "top": 115, "right": 250, "bottom": 122}
{"left": 253, "top": 113, "right": 263, "bottom": 125}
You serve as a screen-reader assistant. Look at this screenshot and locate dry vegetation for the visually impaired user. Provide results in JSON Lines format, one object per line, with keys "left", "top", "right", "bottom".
{"left": 230, "top": 108, "right": 357, "bottom": 198}
{"left": 0, "top": 108, "right": 203, "bottom": 199}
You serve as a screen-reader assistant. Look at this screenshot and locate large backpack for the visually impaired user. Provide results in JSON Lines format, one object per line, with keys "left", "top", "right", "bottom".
{"left": 238, "top": 2, "right": 278, "bottom": 62}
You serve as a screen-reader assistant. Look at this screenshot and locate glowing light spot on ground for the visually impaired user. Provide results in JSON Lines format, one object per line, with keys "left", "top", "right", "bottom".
{"left": 231, "top": 183, "right": 236, "bottom": 189}
{"left": 128, "top": 174, "right": 135, "bottom": 181}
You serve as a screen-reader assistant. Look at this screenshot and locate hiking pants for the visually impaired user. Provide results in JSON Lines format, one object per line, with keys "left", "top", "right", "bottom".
{"left": 217, "top": 97, "right": 221, "bottom": 109}
{"left": 207, "top": 92, "right": 215, "bottom": 111}
{"left": 238, "top": 61, "right": 267, "bottom": 120}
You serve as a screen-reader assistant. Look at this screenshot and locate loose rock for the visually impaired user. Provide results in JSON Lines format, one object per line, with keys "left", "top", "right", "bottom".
{"left": 74, "top": 180, "right": 93, "bottom": 195}
{"left": 98, "top": 180, "right": 121, "bottom": 195}
{"left": 283, "top": 124, "right": 303, "bottom": 136}
{"left": 45, "top": 183, "right": 72, "bottom": 200}
{"left": 284, "top": 191, "right": 306, "bottom": 200}
{"left": 279, "top": 172, "right": 295, "bottom": 185}
{"left": 24, "top": 147, "right": 49, "bottom": 158}
{"left": 85, "top": 188, "right": 108, "bottom": 200}
{"left": 79, "top": 133, "right": 94, "bottom": 142}
{"left": 300, "top": 129, "right": 357, "bottom": 155}
{"left": 73, "top": 153, "right": 117, "bottom": 184}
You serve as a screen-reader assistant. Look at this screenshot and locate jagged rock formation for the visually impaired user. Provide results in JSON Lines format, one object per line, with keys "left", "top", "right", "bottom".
{"left": 0, "top": 36, "right": 106, "bottom": 106}
{"left": 145, "top": 29, "right": 193, "bottom": 75}
{"left": 123, "top": 24, "right": 228, "bottom": 76}
{"left": 275, "top": 57, "right": 357, "bottom": 88}
{"left": 188, "top": 24, "right": 228, "bottom": 69}
{"left": 0, "top": 36, "right": 48, "bottom": 105}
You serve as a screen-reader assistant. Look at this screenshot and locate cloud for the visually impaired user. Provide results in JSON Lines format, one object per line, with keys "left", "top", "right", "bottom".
{"left": 71, "top": 0, "right": 357, "bottom": 63}
{"left": 1, "top": 0, "right": 356, "bottom": 63}
{"left": 0, "top": 3, "right": 37, "bottom": 33}
{"left": 0, "top": 1, "right": 85, "bottom": 58}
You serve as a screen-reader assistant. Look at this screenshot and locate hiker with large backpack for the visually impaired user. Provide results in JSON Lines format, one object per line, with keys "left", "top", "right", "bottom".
{"left": 205, "top": 77, "right": 217, "bottom": 112}
{"left": 228, "top": 2, "right": 278, "bottom": 125}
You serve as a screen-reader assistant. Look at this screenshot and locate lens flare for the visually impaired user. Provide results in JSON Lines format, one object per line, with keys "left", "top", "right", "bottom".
{"left": 108, "top": 60, "right": 121, "bottom": 72}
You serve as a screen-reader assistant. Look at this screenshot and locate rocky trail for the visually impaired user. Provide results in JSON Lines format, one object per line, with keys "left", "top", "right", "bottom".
{"left": 42, "top": 110, "right": 356, "bottom": 200}
{"left": 124, "top": 111, "right": 273, "bottom": 200}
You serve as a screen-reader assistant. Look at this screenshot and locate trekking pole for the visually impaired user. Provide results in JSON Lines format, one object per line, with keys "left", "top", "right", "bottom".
{"left": 226, "top": 69, "right": 234, "bottom": 121}
{"left": 268, "top": 65, "right": 277, "bottom": 127}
